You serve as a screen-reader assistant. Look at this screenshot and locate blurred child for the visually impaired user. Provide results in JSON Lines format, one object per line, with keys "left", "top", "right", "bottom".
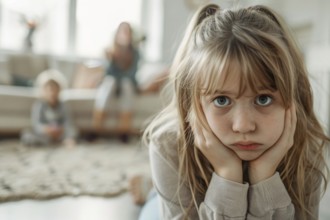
{"left": 21, "top": 69, "right": 77, "bottom": 147}
{"left": 93, "top": 22, "right": 140, "bottom": 136}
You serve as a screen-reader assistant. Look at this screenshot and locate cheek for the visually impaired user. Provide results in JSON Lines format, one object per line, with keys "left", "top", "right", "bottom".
{"left": 264, "top": 110, "right": 286, "bottom": 145}
{"left": 204, "top": 109, "right": 229, "bottom": 137}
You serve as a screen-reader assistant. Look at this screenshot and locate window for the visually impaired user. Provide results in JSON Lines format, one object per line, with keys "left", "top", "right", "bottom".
{"left": 76, "top": 0, "right": 142, "bottom": 58}
{"left": 0, "top": 0, "right": 69, "bottom": 55}
{"left": 0, "top": 0, "right": 163, "bottom": 61}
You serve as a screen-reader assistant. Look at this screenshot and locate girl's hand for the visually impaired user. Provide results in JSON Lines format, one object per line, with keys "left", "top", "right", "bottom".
{"left": 194, "top": 123, "right": 243, "bottom": 183}
{"left": 249, "top": 104, "right": 297, "bottom": 184}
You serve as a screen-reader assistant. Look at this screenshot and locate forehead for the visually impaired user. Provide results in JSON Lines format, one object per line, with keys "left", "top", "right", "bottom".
{"left": 212, "top": 60, "right": 240, "bottom": 91}
{"left": 44, "top": 80, "right": 60, "bottom": 89}
{"left": 199, "top": 57, "right": 274, "bottom": 97}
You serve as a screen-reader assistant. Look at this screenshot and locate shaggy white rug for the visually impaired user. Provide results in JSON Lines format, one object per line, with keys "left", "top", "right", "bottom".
{"left": 0, "top": 139, "right": 150, "bottom": 202}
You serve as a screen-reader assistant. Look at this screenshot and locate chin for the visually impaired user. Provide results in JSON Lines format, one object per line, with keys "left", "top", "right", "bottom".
{"left": 235, "top": 151, "right": 264, "bottom": 161}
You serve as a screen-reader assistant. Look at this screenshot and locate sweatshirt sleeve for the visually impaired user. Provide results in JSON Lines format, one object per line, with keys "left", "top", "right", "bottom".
{"left": 31, "top": 101, "right": 46, "bottom": 135}
{"left": 247, "top": 172, "right": 295, "bottom": 219}
{"left": 149, "top": 139, "right": 249, "bottom": 220}
{"left": 201, "top": 173, "right": 249, "bottom": 219}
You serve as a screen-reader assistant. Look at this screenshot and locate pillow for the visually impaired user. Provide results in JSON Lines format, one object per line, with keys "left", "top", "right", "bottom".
{"left": 71, "top": 61, "right": 105, "bottom": 89}
{"left": 11, "top": 74, "right": 34, "bottom": 87}
{"left": 136, "top": 62, "right": 168, "bottom": 92}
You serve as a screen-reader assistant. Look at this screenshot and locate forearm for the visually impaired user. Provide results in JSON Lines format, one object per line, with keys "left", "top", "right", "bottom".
{"left": 247, "top": 173, "right": 295, "bottom": 219}
{"left": 201, "top": 173, "right": 248, "bottom": 219}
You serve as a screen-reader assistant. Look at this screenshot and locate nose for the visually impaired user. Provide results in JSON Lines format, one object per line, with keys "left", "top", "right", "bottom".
{"left": 232, "top": 106, "right": 256, "bottom": 133}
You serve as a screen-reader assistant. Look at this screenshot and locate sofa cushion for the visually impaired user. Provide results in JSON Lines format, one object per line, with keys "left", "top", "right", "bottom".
{"left": 0, "top": 85, "right": 36, "bottom": 132}
{"left": 0, "top": 57, "right": 11, "bottom": 85}
{"left": 0, "top": 85, "right": 36, "bottom": 111}
{"left": 136, "top": 62, "right": 168, "bottom": 90}
{"left": 11, "top": 75, "right": 34, "bottom": 87}
{"left": 48, "top": 56, "right": 81, "bottom": 86}
{"left": 71, "top": 61, "right": 105, "bottom": 89}
{"left": 7, "top": 53, "right": 49, "bottom": 81}
{"left": 61, "top": 88, "right": 163, "bottom": 131}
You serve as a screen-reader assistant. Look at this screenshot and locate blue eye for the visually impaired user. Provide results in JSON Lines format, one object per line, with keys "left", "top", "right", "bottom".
{"left": 213, "top": 96, "right": 231, "bottom": 107}
{"left": 255, "top": 95, "right": 272, "bottom": 106}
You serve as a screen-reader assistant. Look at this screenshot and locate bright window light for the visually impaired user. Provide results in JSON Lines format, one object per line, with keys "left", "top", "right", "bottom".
{"left": 76, "top": 0, "right": 142, "bottom": 58}
{"left": 0, "top": 0, "right": 143, "bottom": 58}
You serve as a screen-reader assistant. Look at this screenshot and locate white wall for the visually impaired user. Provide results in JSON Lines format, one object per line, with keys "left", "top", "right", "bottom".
{"left": 160, "top": 0, "right": 241, "bottom": 64}
{"left": 161, "top": 0, "right": 192, "bottom": 64}
{"left": 141, "top": 0, "right": 163, "bottom": 62}
{"left": 160, "top": 0, "right": 330, "bottom": 60}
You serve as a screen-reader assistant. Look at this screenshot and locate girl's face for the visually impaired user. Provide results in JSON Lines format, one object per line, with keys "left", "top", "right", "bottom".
{"left": 116, "top": 22, "right": 132, "bottom": 46}
{"left": 200, "top": 65, "right": 286, "bottom": 161}
{"left": 43, "top": 81, "right": 60, "bottom": 106}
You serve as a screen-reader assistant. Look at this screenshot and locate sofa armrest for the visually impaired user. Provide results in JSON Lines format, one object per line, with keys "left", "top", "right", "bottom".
{"left": 0, "top": 85, "right": 37, "bottom": 97}
{"left": 0, "top": 85, "right": 36, "bottom": 113}
{"left": 0, "top": 85, "right": 36, "bottom": 133}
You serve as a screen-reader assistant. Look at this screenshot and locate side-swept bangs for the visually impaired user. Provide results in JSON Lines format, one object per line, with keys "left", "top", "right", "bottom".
{"left": 192, "top": 38, "right": 293, "bottom": 108}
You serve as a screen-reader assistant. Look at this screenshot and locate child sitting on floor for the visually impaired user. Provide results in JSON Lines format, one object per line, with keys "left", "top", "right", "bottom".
{"left": 21, "top": 69, "right": 77, "bottom": 147}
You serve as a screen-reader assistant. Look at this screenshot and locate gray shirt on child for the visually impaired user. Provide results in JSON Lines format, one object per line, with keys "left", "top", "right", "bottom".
{"left": 32, "top": 100, "right": 76, "bottom": 140}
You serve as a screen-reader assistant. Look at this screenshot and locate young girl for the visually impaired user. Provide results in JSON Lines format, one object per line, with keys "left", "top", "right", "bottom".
{"left": 21, "top": 69, "right": 77, "bottom": 147}
{"left": 144, "top": 3, "right": 329, "bottom": 220}
{"left": 93, "top": 22, "right": 140, "bottom": 135}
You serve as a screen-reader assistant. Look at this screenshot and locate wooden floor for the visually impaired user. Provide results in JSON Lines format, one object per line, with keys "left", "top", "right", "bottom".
{"left": 0, "top": 192, "right": 142, "bottom": 220}
{"left": 0, "top": 185, "right": 329, "bottom": 220}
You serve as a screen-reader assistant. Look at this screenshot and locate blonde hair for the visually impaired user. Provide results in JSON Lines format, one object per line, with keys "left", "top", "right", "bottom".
{"left": 35, "top": 69, "right": 67, "bottom": 89}
{"left": 144, "top": 4, "right": 329, "bottom": 219}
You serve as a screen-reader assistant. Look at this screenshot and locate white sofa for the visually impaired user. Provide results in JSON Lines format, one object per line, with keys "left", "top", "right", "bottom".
{"left": 0, "top": 51, "right": 165, "bottom": 136}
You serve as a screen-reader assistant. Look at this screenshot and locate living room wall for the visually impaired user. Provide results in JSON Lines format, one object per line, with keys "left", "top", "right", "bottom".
{"left": 159, "top": 0, "right": 330, "bottom": 61}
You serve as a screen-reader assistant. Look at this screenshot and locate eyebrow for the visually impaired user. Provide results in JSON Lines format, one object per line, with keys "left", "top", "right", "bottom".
{"left": 204, "top": 87, "right": 276, "bottom": 96}
{"left": 200, "top": 90, "right": 237, "bottom": 97}
{"left": 212, "top": 90, "right": 235, "bottom": 95}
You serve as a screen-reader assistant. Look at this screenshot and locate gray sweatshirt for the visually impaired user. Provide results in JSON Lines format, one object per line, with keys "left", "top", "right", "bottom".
{"left": 148, "top": 120, "right": 319, "bottom": 219}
